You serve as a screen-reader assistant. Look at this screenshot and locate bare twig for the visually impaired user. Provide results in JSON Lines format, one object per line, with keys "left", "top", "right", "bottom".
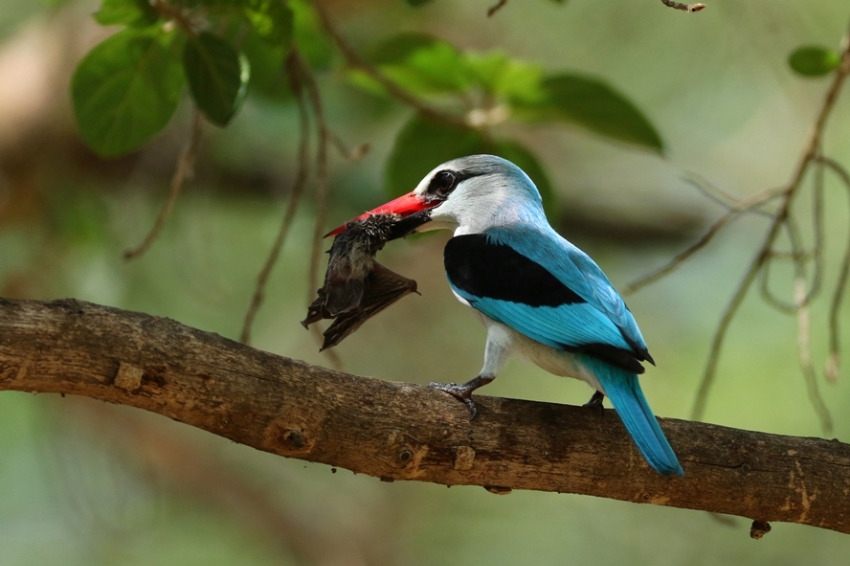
{"left": 299, "top": 56, "right": 330, "bottom": 306}
{"left": 124, "top": 111, "right": 204, "bottom": 259}
{"left": 661, "top": 0, "right": 706, "bottom": 13}
{"left": 818, "top": 155, "right": 850, "bottom": 382}
{"left": 313, "top": 0, "right": 469, "bottom": 128}
{"left": 328, "top": 133, "right": 369, "bottom": 161}
{"left": 690, "top": 258, "right": 761, "bottom": 422}
{"left": 241, "top": 52, "right": 312, "bottom": 345}
{"left": 681, "top": 173, "right": 746, "bottom": 212}
{"left": 758, "top": 215, "right": 818, "bottom": 314}
{"left": 488, "top": 0, "right": 508, "bottom": 17}
{"left": 795, "top": 278, "right": 833, "bottom": 433}
{"left": 691, "top": 23, "right": 850, "bottom": 422}
{"left": 756, "top": 205, "right": 834, "bottom": 431}
{"left": 295, "top": 52, "right": 344, "bottom": 370}
{"left": 236, "top": 45, "right": 344, "bottom": 366}
{"left": 625, "top": 186, "right": 784, "bottom": 294}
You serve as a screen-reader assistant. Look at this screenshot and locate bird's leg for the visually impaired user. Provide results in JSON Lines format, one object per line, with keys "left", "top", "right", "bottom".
{"left": 432, "top": 329, "right": 504, "bottom": 419}
{"left": 583, "top": 390, "right": 605, "bottom": 409}
{"left": 428, "top": 374, "right": 494, "bottom": 420}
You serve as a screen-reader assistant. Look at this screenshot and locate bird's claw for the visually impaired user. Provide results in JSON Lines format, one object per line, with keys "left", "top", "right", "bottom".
{"left": 583, "top": 390, "right": 605, "bottom": 410}
{"left": 428, "top": 381, "right": 479, "bottom": 420}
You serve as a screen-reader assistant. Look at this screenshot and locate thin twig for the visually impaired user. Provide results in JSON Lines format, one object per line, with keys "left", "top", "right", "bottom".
{"left": 681, "top": 173, "right": 744, "bottom": 211}
{"left": 625, "top": 187, "right": 784, "bottom": 294}
{"left": 290, "top": 49, "right": 344, "bottom": 371}
{"left": 758, "top": 216, "right": 813, "bottom": 314}
{"left": 682, "top": 174, "right": 779, "bottom": 221}
{"left": 304, "top": 78, "right": 329, "bottom": 303}
{"left": 818, "top": 156, "right": 850, "bottom": 382}
{"left": 789, "top": 171, "right": 832, "bottom": 432}
{"left": 487, "top": 0, "right": 508, "bottom": 17}
{"left": 795, "top": 278, "right": 834, "bottom": 433}
{"left": 313, "top": 0, "right": 469, "bottom": 128}
{"left": 241, "top": 52, "right": 312, "bottom": 345}
{"left": 808, "top": 158, "right": 826, "bottom": 304}
{"left": 691, "top": 23, "right": 850, "bottom": 421}
{"left": 626, "top": 212, "right": 737, "bottom": 294}
{"left": 124, "top": 111, "right": 204, "bottom": 260}
{"left": 661, "top": 0, "right": 706, "bottom": 13}
{"left": 328, "top": 133, "right": 369, "bottom": 161}
{"left": 691, "top": 258, "right": 760, "bottom": 422}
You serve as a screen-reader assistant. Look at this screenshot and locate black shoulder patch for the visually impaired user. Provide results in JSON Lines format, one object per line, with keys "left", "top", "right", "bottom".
{"left": 444, "top": 234, "right": 585, "bottom": 307}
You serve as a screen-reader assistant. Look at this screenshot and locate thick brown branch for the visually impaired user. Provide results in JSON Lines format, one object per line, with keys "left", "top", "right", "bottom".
{"left": 1, "top": 298, "right": 849, "bottom": 534}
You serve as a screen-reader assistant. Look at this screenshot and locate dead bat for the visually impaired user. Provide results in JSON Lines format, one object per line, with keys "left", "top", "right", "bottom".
{"left": 302, "top": 213, "right": 419, "bottom": 350}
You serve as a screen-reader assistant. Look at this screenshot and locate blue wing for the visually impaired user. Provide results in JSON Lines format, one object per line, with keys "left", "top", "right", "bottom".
{"left": 444, "top": 226, "right": 651, "bottom": 371}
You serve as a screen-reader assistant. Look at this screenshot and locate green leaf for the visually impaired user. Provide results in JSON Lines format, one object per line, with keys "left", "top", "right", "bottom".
{"left": 94, "top": 0, "right": 159, "bottom": 27}
{"left": 242, "top": 0, "right": 294, "bottom": 45}
{"left": 788, "top": 46, "right": 841, "bottom": 77}
{"left": 71, "top": 28, "right": 184, "bottom": 157}
{"left": 385, "top": 115, "right": 487, "bottom": 196}
{"left": 290, "top": 0, "right": 334, "bottom": 70}
{"left": 370, "top": 33, "right": 470, "bottom": 96}
{"left": 236, "top": 0, "right": 293, "bottom": 98}
{"left": 520, "top": 73, "right": 663, "bottom": 152}
{"left": 240, "top": 28, "right": 291, "bottom": 99}
{"left": 463, "top": 51, "right": 543, "bottom": 103}
{"left": 183, "top": 32, "right": 250, "bottom": 126}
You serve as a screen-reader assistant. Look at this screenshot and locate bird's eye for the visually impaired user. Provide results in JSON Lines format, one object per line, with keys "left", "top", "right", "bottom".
{"left": 428, "top": 170, "right": 457, "bottom": 198}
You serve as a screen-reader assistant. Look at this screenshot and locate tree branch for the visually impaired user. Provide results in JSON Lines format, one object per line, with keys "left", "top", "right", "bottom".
{"left": 1, "top": 298, "right": 849, "bottom": 535}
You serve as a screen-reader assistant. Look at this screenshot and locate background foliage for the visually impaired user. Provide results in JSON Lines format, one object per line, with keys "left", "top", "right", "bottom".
{"left": 2, "top": 0, "right": 850, "bottom": 564}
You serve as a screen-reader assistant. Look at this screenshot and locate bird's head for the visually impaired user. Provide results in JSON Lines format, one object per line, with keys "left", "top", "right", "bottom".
{"left": 328, "top": 154, "right": 546, "bottom": 239}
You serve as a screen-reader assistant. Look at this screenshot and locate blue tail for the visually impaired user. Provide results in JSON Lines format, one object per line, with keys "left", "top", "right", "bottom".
{"left": 582, "top": 356, "right": 683, "bottom": 476}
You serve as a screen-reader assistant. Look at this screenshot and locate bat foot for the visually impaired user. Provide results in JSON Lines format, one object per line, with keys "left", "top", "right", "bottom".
{"left": 428, "top": 374, "right": 494, "bottom": 420}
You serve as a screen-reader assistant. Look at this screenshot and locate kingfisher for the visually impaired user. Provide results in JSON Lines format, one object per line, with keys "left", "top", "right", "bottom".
{"left": 331, "top": 154, "right": 683, "bottom": 476}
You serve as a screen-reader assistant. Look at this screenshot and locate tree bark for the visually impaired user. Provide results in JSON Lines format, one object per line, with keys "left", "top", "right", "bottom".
{"left": 1, "top": 298, "right": 848, "bottom": 535}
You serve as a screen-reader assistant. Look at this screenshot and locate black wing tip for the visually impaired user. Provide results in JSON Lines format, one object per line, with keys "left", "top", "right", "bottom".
{"left": 569, "top": 343, "right": 646, "bottom": 374}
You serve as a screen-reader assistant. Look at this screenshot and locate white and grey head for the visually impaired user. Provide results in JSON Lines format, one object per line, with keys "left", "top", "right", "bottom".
{"left": 406, "top": 155, "right": 547, "bottom": 234}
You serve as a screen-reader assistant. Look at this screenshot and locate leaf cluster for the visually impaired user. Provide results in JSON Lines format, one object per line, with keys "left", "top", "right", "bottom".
{"left": 71, "top": 2, "right": 850, "bottom": 197}
{"left": 348, "top": 33, "right": 663, "bottom": 201}
{"left": 71, "top": 0, "right": 666, "bottom": 192}
{"left": 72, "top": 0, "right": 293, "bottom": 156}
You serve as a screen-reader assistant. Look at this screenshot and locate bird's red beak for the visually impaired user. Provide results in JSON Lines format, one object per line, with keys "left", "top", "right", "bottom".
{"left": 325, "top": 191, "right": 437, "bottom": 237}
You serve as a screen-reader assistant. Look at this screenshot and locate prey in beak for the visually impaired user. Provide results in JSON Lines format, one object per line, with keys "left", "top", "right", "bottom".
{"left": 303, "top": 193, "right": 438, "bottom": 350}
{"left": 325, "top": 190, "right": 441, "bottom": 237}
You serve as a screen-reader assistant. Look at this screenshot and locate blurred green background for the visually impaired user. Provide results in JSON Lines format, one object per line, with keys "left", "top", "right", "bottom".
{"left": 2, "top": 0, "right": 850, "bottom": 564}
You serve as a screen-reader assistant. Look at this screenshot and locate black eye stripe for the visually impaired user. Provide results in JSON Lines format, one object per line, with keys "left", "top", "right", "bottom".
{"left": 427, "top": 171, "right": 457, "bottom": 195}
{"left": 425, "top": 169, "right": 479, "bottom": 198}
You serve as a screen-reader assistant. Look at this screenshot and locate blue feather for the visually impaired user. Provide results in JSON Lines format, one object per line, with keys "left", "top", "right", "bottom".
{"left": 483, "top": 227, "right": 648, "bottom": 353}
{"left": 447, "top": 227, "right": 650, "bottom": 366}
{"left": 580, "top": 355, "right": 683, "bottom": 475}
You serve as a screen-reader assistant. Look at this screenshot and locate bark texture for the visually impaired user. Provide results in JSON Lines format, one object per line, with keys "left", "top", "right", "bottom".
{"left": 1, "top": 298, "right": 848, "bottom": 535}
